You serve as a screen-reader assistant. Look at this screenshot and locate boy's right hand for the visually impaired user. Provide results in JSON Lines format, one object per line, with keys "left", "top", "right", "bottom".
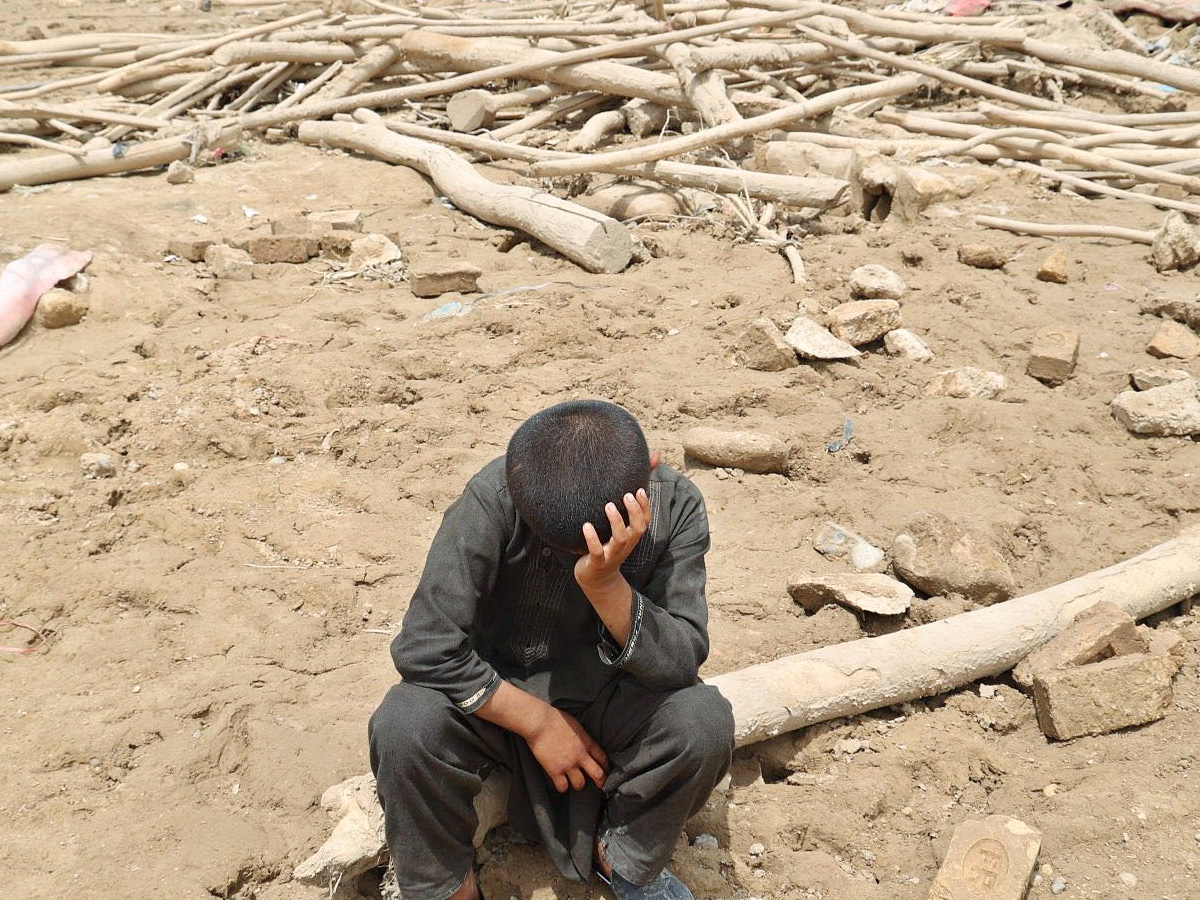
{"left": 526, "top": 705, "right": 608, "bottom": 793}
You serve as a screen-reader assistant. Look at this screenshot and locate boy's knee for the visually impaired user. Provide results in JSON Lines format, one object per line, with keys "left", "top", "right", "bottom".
{"left": 370, "top": 682, "right": 457, "bottom": 770}
{"left": 664, "top": 684, "right": 734, "bottom": 770}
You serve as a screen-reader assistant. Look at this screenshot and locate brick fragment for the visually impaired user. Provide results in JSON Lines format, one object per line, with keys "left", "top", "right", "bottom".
{"left": 309, "top": 209, "right": 364, "bottom": 231}
{"left": 408, "top": 258, "right": 482, "bottom": 298}
{"left": 1014, "top": 601, "right": 1146, "bottom": 689}
{"left": 248, "top": 235, "right": 318, "bottom": 264}
{"left": 1032, "top": 653, "right": 1174, "bottom": 740}
{"left": 204, "top": 244, "right": 253, "bottom": 281}
{"left": 1026, "top": 327, "right": 1079, "bottom": 386}
{"left": 928, "top": 815, "right": 1041, "bottom": 900}
{"left": 168, "top": 235, "right": 212, "bottom": 262}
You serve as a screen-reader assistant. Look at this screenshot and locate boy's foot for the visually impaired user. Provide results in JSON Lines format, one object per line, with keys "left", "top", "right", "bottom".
{"left": 599, "top": 867, "right": 695, "bottom": 900}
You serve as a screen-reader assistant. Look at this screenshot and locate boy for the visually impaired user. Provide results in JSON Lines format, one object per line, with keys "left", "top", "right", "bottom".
{"left": 369, "top": 400, "right": 734, "bottom": 900}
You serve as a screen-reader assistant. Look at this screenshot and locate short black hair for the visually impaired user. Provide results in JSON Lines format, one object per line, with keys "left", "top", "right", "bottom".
{"left": 506, "top": 400, "right": 650, "bottom": 554}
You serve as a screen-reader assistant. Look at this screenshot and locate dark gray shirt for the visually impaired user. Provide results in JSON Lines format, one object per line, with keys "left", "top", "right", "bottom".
{"left": 392, "top": 457, "right": 712, "bottom": 713}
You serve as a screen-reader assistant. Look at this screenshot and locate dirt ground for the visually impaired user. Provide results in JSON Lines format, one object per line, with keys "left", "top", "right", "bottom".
{"left": 4, "top": 2, "right": 1200, "bottom": 899}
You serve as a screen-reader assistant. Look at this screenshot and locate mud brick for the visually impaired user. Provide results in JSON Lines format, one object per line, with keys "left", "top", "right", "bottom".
{"left": 1014, "top": 601, "right": 1146, "bottom": 689}
{"left": 248, "top": 235, "right": 318, "bottom": 264}
{"left": 928, "top": 815, "right": 1041, "bottom": 900}
{"left": 320, "top": 232, "right": 355, "bottom": 258}
{"left": 309, "top": 209, "right": 364, "bottom": 232}
{"left": 203, "top": 244, "right": 253, "bottom": 281}
{"left": 1033, "top": 653, "right": 1174, "bottom": 740}
{"left": 168, "top": 235, "right": 212, "bottom": 263}
{"left": 408, "top": 258, "right": 482, "bottom": 298}
{"left": 1140, "top": 625, "right": 1186, "bottom": 673}
{"left": 270, "top": 217, "right": 323, "bottom": 236}
{"left": 1026, "top": 327, "right": 1079, "bottom": 386}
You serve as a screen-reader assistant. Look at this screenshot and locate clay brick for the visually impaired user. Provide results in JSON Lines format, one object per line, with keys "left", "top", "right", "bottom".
{"left": 1147, "top": 319, "right": 1200, "bottom": 360}
{"left": 204, "top": 244, "right": 253, "bottom": 281}
{"left": 309, "top": 209, "right": 364, "bottom": 232}
{"left": 928, "top": 815, "right": 1041, "bottom": 900}
{"left": 248, "top": 235, "right": 318, "bottom": 264}
{"left": 168, "top": 235, "right": 212, "bottom": 263}
{"left": 319, "top": 232, "right": 355, "bottom": 258}
{"left": 408, "top": 258, "right": 482, "bottom": 298}
{"left": 1014, "top": 601, "right": 1146, "bottom": 689}
{"left": 1140, "top": 625, "right": 1186, "bottom": 673}
{"left": 270, "top": 217, "right": 322, "bottom": 236}
{"left": 1026, "top": 327, "right": 1079, "bottom": 386}
{"left": 1033, "top": 653, "right": 1174, "bottom": 740}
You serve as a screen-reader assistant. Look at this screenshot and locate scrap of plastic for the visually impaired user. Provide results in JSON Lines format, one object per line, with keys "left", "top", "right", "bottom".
{"left": 826, "top": 418, "right": 855, "bottom": 453}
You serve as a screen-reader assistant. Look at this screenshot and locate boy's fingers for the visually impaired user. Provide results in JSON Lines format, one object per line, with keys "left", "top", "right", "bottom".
{"left": 583, "top": 733, "right": 609, "bottom": 769}
{"left": 552, "top": 773, "right": 569, "bottom": 793}
{"left": 625, "top": 491, "right": 647, "bottom": 535}
{"left": 567, "top": 768, "right": 586, "bottom": 791}
{"left": 605, "top": 502, "right": 628, "bottom": 542}
{"left": 581, "top": 754, "right": 606, "bottom": 787}
{"left": 582, "top": 522, "right": 604, "bottom": 556}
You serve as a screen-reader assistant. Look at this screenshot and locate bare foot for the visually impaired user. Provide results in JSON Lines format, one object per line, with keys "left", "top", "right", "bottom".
{"left": 448, "top": 868, "right": 481, "bottom": 900}
{"left": 595, "top": 837, "right": 613, "bottom": 879}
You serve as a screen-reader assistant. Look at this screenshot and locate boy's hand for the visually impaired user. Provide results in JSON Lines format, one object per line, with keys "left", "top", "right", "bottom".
{"left": 574, "top": 489, "right": 651, "bottom": 593}
{"left": 527, "top": 705, "right": 609, "bottom": 793}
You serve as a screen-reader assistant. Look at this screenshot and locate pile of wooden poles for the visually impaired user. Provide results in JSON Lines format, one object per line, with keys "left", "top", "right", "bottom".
{"left": 4, "top": 0, "right": 1200, "bottom": 270}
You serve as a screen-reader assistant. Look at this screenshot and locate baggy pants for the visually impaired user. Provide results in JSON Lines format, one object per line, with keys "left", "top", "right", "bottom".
{"left": 369, "top": 676, "right": 735, "bottom": 900}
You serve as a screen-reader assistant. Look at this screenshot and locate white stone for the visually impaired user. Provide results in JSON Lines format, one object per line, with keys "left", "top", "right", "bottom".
{"left": 1151, "top": 211, "right": 1200, "bottom": 272}
{"left": 1111, "top": 379, "right": 1200, "bottom": 436}
{"left": 783, "top": 316, "right": 861, "bottom": 360}
{"left": 884, "top": 328, "right": 933, "bottom": 362}
{"left": 166, "top": 160, "right": 195, "bottom": 184}
{"left": 348, "top": 234, "right": 404, "bottom": 270}
{"left": 788, "top": 572, "right": 914, "bottom": 616}
{"left": 693, "top": 834, "right": 719, "bottom": 850}
{"left": 1131, "top": 368, "right": 1193, "bottom": 391}
{"left": 812, "top": 522, "right": 886, "bottom": 573}
{"left": 924, "top": 367, "right": 1008, "bottom": 400}
{"left": 80, "top": 452, "right": 117, "bottom": 479}
{"left": 826, "top": 300, "right": 902, "bottom": 347}
{"left": 849, "top": 264, "right": 906, "bottom": 300}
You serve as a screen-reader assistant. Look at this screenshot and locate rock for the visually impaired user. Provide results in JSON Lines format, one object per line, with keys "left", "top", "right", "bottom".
{"left": 408, "top": 257, "right": 483, "bottom": 297}
{"left": 928, "top": 815, "right": 1041, "bottom": 900}
{"left": 788, "top": 572, "right": 913, "bottom": 616}
{"left": 733, "top": 318, "right": 799, "bottom": 371}
{"left": 826, "top": 299, "right": 902, "bottom": 346}
{"left": 758, "top": 141, "right": 855, "bottom": 180}
{"left": 1118, "top": 873, "right": 1138, "bottom": 888}
{"left": 1142, "top": 296, "right": 1200, "bottom": 330}
{"left": 203, "top": 244, "right": 253, "bottom": 281}
{"left": 35, "top": 288, "right": 88, "bottom": 328}
{"left": 1036, "top": 248, "right": 1069, "bottom": 284}
{"left": 1111, "top": 379, "right": 1200, "bottom": 436}
{"left": 166, "top": 160, "right": 194, "bottom": 184}
{"left": 1026, "top": 327, "right": 1079, "bottom": 386}
{"left": 848, "top": 264, "right": 906, "bottom": 300}
{"left": 682, "top": 427, "right": 789, "bottom": 474}
{"left": 309, "top": 209, "right": 364, "bottom": 232}
{"left": 347, "top": 234, "right": 403, "bottom": 270}
{"left": 580, "top": 183, "right": 680, "bottom": 220}
{"left": 1032, "top": 653, "right": 1175, "bottom": 740}
{"left": 812, "top": 522, "right": 886, "bottom": 572}
{"left": 248, "top": 235, "right": 318, "bottom": 264}
{"left": 924, "top": 368, "right": 1008, "bottom": 400}
{"left": 1142, "top": 626, "right": 1186, "bottom": 673}
{"left": 1147, "top": 319, "right": 1200, "bottom": 360}
{"left": 883, "top": 328, "right": 933, "bottom": 362}
{"left": 892, "top": 512, "right": 1016, "bottom": 603}
{"left": 748, "top": 842, "right": 766, "bottom": 857}
{"left": 168, "top": 234, "right": 212, "bottom": 262}
{"left": 1013, "top": 601, "right": 1147, "bottom": 689}
{"left": 783, "top": 316, "right": 861, "bottom": 360}
{"left": 1150, "top": 211, "right": 1200, "bottom": 272}
{"left": 319, "top": 231, "right": 355, "bottom": 259}
{"left": 1130, "top": 367, "right": 1192, "bottom": 390}
{"left": 958, "top": 242, "right": 1007, "bottom": 269}
{"left": 80, "top": 452, "right": 117, "bottom": 479}
{"left": 293, "top": 804, "right": 386, "bottom": 897}
{"left": 834, "top": 738, "right": 864, "bottom": 755}
{"left": 270, "top": 217, "right": 322, "bottom": 236}
{"left": 1051, "top": 877, "right": 1067, "bottom": 894}
{"left": 693, "top": 834, "right": 720, "bottom": 850}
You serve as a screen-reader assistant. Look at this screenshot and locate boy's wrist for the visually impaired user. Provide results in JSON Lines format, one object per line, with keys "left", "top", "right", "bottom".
{"left": 579, "top": 574, "right": 632, "bottom": 612}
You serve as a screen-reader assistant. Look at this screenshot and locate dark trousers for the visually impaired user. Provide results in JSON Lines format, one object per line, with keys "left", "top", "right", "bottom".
{"left": 369, "top": 677, "right": 734, "bottom": 900}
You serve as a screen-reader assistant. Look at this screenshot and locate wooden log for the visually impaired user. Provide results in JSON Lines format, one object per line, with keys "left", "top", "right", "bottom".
{"left": 489, "top": 93, "right": 610, "bottom": 142}
{"left": 688, "top": 40, "right": 832, "bottom": 70}
{"left": 447, "top": 84, "right": 560, "bottom": 131}
{"left": 211, "top": 41, "right": 360, "bottom": 67}
{"left": 0, "top": 101, "right": 171, "bottom": 130}
{"left": 530, "top": 74, "right": 925, "bottom": 178}
{"left": 0, "top": 123, "right": 242, "bottom": 193}
{"left": 998, "top": 160, "right": 1200, "bottom": 218}
{"left": 974, "top": 215, "right": 1155, "bottom": 245}
{"left": 0, "top": 33, "right": 176, "bottom": 56}
{"left": 660, "top": 43, "right": 742, "bottom": 128}
{"left": 310, "top": 42, "right": 403, "bottom": 103}
{"left": 299, "top": 114, "right": 635, "bottom": 274}
{"left": 95, "top": 58, "right": 212, "bottom": 95}
{"left": 0, "top": 132, "right": 87, "bottom": 156}
{"left": 565, "top": 108, "right": 626, "bottom": 151}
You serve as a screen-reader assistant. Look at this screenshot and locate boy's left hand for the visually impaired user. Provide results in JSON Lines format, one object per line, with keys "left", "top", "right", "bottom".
{"left": 574, "top": 488, "right": 650, "bottom": 592}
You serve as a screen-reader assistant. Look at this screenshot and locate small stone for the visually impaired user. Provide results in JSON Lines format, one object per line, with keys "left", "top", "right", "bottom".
{"left": 892, "top": 512, "right": 1016, "bottom": 603}
{"left": 1130, "top": 368, "right": 1192, "bottom": 390}
{"left": 884, "top": 328, "right": 933, "bottom": 362}
{"left": 1118, "top": 872, "right": 1137, "bottom": 888}
{"left": 826, "top": 299, "right": 902, "bottom": 347}
{"left": 1014, "top": 601, "right": 1147, "bottom": 689}
{"left": 788, "top": 572, "right": 913, "bottom": 616}
{"left": 168, "top": 234, "right": 212, "bottom": 262}
{"left": 1143, "top": 626, "right": 1186, "bottom": 673}
{"left": 348, "top": 234, "right": 403, "bottom": 270}
{"left": 812, "top": 522, "right": 886, "bottom": 573}
{"left": 924, "top": 367, "right": 1008, "bottom": 400}
{"left": 80, "top": 453, "right": 116, "bottom": 478}
{"left": 248, "top": 235, "right": 318, "bottom": 264}
{"left": 928, "top": 815, "right": 1041, "bottom": 900}
{"left": 319, "top": 232, "right": 355, "bottom": 258}
{"left": 1051, "top": 877, "right": 1067, "bottom": 894}
{"left": 979, "top": 684, "right": 997, "bottom": 699}
{"left": 408, "top": 257, "right": 483, "bottom": 298}
{"left": 1027, "top": 328, "right": 1079, "bottom": 386}
{"left": 166, "top": 160, "right": 194, "bottom": 184}
{"left": 693, "top": 834, "right": 719, "bottom": 850}
{"left": 783, "top": 316, "right": 861, "bottom": 360}
{"left": 748, "top": 842, "right": 766, "bottom": 857}
{"left": 1043, "top": 784, "right": 1058, "bottom": 797}
{"left": 732, "top": 318, "right": 799, "bottom": 371}
{"left": 35, "top": 287, "right": 88, "bottom": 328}
{"left": 1033, "top": 653, "right": 1175, "bottom": 741}
{"left": 204, "top": 244, "right": 254, "bottom": 281}
{"left": 1150, "top": 211, "right": 1200, "bottom": 272}
{"left": 958, "top": 242, "right": 1007, "bottom": 269}
{"left": 834, "top": 738, "right": 864, "bottom": 755}
{"left": 848, "top": 264, "right": 907, "bottom": 300}
{"left": 1037, "top": 248, "right": 1069, "bottom": 284}
{"left": 1111, "top": 379, "right": 1200, "bottom": 436}
{"left": 682, "top": 427, "right": 788, "bottom": 475}
{"left": 308, "top": 209, "right": 364, "bottom": 232}
{"left": 1147, "top": 320, "right": 1200, "bottom": 360}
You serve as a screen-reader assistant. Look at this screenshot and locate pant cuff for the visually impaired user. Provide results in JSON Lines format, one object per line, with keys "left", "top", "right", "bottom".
{"left": 601, "top": 830, "right": 660, "bottom": 887}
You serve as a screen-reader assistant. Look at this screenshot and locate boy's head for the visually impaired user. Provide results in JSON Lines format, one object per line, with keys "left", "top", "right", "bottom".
{"left": 506, "top": 400, "right": 650, "bottom": 554}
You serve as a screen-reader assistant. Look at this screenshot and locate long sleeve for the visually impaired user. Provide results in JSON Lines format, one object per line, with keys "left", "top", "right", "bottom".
{"left": 391, "top": 469, "right": 508, "bottom": 713}
{"left": 597, "top": 477, "right": 711, "bottom": 692}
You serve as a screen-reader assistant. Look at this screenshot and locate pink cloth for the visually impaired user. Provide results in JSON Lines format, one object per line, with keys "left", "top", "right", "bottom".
{"left": 0, "top": 243, "right": 92, "bottom": 348}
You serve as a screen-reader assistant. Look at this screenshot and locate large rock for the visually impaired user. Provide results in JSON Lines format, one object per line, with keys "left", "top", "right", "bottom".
{"left": 1147, "top": 319, "right": 1200, "bottom": 360}
{"left": 891, "top": 512, "right": 1016, "bottom": 603}
{"left": 783, "top": 316, "right": 861, "bottom": 360}
{"left": 788, "top": 573, "right": 913, "bottom": 616}
{"left": 1130, "top": 367, "right": 1192, "bottom": 390}
{"left": 1033, "top": 653, "right": 1175, "bottom": 740}
{"left": 924, "top": 367, "right": 1008, "bottom": 400}
{"left": 1150, "top": 211, "right": 1200, "bottom": 272}
{"left": 1111, "top": 379, "right": 1200, "bottom": 436}
{"left": 826, "top": 299, "right": 902, "bottom": 347}
{"left": 682, "top": 427, "right": 789, "bottom": 474}
{"left": 848, "top": 264, "right": 906, "bottom": 300}
{"left": 733, "top": 318, "right": 799, "bottom": 371}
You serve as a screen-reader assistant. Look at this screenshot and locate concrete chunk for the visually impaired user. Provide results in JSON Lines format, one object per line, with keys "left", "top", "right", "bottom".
{"left": 884, "top": 328, "right": 933, "bottom": 362}
{"left": 1111, "top": 379, "right": 1200, "bottom": 436}
{"left": 1026, "top": 327, "right": 1079, "bottom": 386}
{"left": 733, "top": 318, "right": 799, "bottom": 371}
{"left": 1013, "top": 601, "right": 1147, "bottom": 689}
{"left": 1036, "top": 247, "right": 1069, "bottom": 284}
{"left": 1147, "top": 319, "right": 1200, "bottom": 360}
{"left": 408, "top": 258, "right": 483, "bottom": 298}
{"left": 783, "top": 316, "right": 861, "bottom": 360}
{"left": 204, "top": 244, "right": 253, "bottom": 281}
{"left": 788, "top": 573, "right": 913, "bottom": 616}
{"left": 827, "top": 299, "right": 902, "bottom": 347}
{"left": 928, "top": 815, "right": 1041, "bottom": 900}
{"left": 848, "top": 264, "right": 906, "bottom": 300}
{"left": 925, "top": 368, "right": 1008, "bottom": 400}
{"left": 892, "top": 512, "right": 1016, "bottom": 604}
{"left": 682, "top": 427, "right": 789, "bottom": 474}
{"left": 1130, "top": 368, "right": 1192, "bottom": 391}
{"left": 1033, "top": 653, "right": 1174, "bottom": 740}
